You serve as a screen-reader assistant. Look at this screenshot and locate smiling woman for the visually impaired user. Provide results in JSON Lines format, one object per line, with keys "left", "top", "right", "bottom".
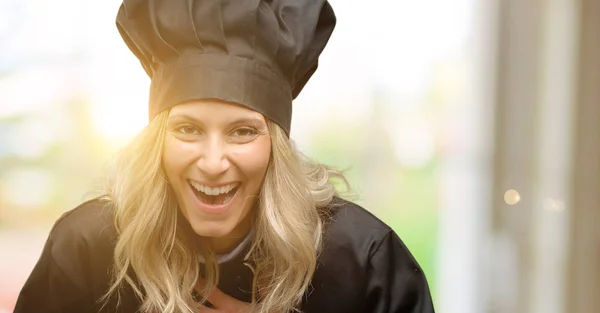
{"left": 163, "top": 100, "right": 272, "bottom": 253}
{"left": 13, "top": 0, "right": 435, "bottom": 312}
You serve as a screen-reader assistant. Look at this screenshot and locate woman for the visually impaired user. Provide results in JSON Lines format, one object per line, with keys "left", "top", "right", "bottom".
{"left": 15, "top": 0, "right": 435, "bottom": 312}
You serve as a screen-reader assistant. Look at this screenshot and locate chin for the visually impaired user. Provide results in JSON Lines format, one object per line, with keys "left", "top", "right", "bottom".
{"left": 188, "top": 219, "right": 235, "bottom": 238}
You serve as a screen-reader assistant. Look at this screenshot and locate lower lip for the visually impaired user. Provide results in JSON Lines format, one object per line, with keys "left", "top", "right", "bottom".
{"left": 189, "top": 184, "right": 239, "bottom": 214}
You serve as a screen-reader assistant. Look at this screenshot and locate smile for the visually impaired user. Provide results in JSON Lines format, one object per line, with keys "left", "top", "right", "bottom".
{"left": 188, "top": 180, "right": 240, "bottom": 206}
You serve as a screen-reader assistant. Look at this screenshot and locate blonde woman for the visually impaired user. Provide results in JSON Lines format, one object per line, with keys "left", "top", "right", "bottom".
{"left": 15, "top": 0, "right": 435, "bottom": 312}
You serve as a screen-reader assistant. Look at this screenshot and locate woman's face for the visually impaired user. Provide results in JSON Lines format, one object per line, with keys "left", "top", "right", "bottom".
{"left": 163, "top": 99, "right": 271, "bottom": 253}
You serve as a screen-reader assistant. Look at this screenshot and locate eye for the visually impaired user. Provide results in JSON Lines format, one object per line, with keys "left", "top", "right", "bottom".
{"left": 167, "top": 124, "right": 202, "bottom": 141}
{"left": 229, "top": 127, "right": 260, "bottom": 143}
{"left": 232, "top": 128, "right": 259, "bottom": 137}
{"left": 176, "top": 125, "right": 199, "bottom": 135}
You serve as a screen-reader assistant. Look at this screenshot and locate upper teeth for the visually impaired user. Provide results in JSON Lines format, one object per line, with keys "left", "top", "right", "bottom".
{"left": 189, "top": 181, "right": 238, "bottom": 196}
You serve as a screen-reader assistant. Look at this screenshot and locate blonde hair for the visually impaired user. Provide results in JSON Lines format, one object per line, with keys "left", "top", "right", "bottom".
{"left": 100, "top": 109, "right": 350, "bottom": 313}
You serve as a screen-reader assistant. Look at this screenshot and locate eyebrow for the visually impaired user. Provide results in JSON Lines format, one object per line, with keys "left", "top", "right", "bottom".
{"left": 168, "top": 114, "right": 266, "bottom": 128}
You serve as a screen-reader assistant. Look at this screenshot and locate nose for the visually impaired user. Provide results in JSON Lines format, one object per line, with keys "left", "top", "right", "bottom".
{"left": 196, "top": 136, "right": 231, "bottom": 177}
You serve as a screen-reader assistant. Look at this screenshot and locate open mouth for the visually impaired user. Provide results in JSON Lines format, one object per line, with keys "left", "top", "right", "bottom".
{"left": 188, "top": 180, "right": 240, "bottom": 206}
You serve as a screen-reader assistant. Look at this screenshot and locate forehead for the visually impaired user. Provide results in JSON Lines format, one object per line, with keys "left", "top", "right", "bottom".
{"left": 168, "top": 99, "right": 266, "bottom": 123}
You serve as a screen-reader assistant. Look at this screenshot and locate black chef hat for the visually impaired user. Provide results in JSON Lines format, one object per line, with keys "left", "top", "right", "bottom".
{"left": 116, "top": 0, "right": 336, "bottom": 135}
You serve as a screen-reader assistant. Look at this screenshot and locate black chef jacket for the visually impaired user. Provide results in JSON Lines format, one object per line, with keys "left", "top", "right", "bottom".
{"left": 14, "top": 197, "right": 435, "bottom": 313}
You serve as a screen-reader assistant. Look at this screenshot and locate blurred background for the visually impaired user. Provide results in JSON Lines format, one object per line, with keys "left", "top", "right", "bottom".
{"left": 1, "top": 0, "right": 598, "bottom": 312}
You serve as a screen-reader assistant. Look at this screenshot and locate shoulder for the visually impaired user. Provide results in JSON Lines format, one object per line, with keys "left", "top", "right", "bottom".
{"left": 321, "top": 197, "right": 422, "bottom": 269}
{"left": 49, "top": 196, "right": 116, "bottom": 248}
{"left": 326, "top": 197, "right": 391, "bottom": 233}
{"left": 45, "top": 197, "right": 117, "bottom": 286}
{"left": 323, "top": 197, "right": 392, "bottom": 255}
{"left": 305, "top": 198, "right": 431, "bottom": 310}
{"left": 14, "top": 197, "right": 119, "bottom": 312}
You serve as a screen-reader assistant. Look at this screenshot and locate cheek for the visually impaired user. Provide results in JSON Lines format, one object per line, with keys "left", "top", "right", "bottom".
{"left": 162, "top": 137, "right": 196, "bottom": 181}
{"left": 230, "top": 139, "right": 271, "bottom": 179}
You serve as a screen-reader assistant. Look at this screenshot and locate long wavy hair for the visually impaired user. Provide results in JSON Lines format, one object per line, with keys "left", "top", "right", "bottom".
{"left": 100, "top": 109, "right": 350, "bottom": 313}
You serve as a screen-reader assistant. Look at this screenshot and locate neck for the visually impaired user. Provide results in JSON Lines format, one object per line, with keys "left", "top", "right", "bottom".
{"left": 209, "top": 214, "right": 254, "bottom": 255}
